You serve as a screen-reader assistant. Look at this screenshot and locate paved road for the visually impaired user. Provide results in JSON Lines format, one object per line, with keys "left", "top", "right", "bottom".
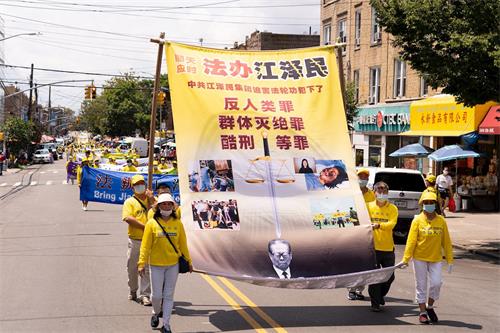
{"left": 1, "top": 160, "right": 499, "bottom": 332}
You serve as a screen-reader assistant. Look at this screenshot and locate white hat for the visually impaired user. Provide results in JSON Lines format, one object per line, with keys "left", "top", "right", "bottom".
{"left": 157, "top": 193, "right": 175, "bottom": 204}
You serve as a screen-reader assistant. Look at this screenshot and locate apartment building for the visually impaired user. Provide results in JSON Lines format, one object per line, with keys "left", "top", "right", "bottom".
{"left": 321, "top": 0, "right": 440, "bottom": 169}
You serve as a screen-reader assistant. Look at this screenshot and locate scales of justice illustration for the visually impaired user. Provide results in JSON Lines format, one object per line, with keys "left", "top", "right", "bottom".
{"left": 243, "top": 131, "right": 296, "bottom": 239}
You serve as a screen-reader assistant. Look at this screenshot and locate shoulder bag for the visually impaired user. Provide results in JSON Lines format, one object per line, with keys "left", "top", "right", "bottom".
{"left": 154, "top": 217, "right": 190, "bottom": 274}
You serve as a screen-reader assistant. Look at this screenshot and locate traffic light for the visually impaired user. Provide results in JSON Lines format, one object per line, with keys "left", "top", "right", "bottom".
{"left": 91, "top": 86, "right": 96, "bottom": 99}
{"left": 84, "top": 86, "right": 91, "bottom": 99}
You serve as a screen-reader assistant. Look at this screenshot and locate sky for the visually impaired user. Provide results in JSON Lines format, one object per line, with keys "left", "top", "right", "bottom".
{"left": 0, "top": 0, "right": 320, "bottom": 113}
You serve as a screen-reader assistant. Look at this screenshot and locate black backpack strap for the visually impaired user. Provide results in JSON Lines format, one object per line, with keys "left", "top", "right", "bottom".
{"left": 133, "top": 196, "right": 148, "bottom": 213}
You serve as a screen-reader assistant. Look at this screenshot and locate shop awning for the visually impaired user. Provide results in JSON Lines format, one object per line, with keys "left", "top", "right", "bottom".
{"left": 400, "top": 94, "right": 498, "bottom": 137}
{"left": 478, "top": 105, "right": 500, "bottom": 135}
{"left": 400, "top": 130, "right": 474, "bottom": 137}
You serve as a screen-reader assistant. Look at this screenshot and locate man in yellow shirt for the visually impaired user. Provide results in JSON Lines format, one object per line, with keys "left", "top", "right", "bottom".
{"left": 122, "top": 159, "right": 138, "bottom": 172}
{"left": 420, "top": 174, "right": 442, "bottom": 215}
{"left": 368, "top": 181, "right": 398, "bottom": 312}
{"left": 122, "top": 174, "right": 152, "bottom": 306}
{"left": 347, "top": 168, "right": 375, "bottom": 301}
{"left": 158, "top": 157, "right": 169, "bottom": 171}
{"left": 401, "top": 191, "right": 453, "bottom": 324}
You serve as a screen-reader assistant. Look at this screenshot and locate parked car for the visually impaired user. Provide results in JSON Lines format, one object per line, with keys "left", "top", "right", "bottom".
{"left": 32, "top": 149, "right": 52, "bottom": 164}
{"left": 365, "top": 167, "right": 426, "bottom": 240}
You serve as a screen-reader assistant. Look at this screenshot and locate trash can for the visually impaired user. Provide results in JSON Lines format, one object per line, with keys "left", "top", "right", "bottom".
{"left": 462, "top": 198, "right": 469, "bottom": 211}
{"left": 454, "top": 194, "right": 461, "bottom": 212}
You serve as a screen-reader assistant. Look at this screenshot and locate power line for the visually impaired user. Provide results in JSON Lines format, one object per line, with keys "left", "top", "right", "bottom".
{"left": 0, "top": 64, "right": 154, "bottom": 78}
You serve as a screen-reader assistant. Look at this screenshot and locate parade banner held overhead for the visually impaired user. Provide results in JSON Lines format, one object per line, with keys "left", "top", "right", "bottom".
{"left": 80, "top": 167, "right": 179, "bottom": 205}
{"left": 167, "top": 42, "right": 390, "bottom": 288}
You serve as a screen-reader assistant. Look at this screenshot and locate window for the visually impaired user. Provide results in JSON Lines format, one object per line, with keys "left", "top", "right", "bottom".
{"left": 323, "top": 24, "right": 331, "bottom": 45}
{"left": 338, "top": 18, "right": 347, "bottom": 53}
{"left": 355, "top": 149, "right": 364, "bottom": 167}
{"left": 420, "top": 76, "right": 429, "bottom": 96}
{"left": 371, "top": 7, "right": 381, "bottom": 44}
{"left": 369, "top": 67, "right": 381, "bottom": 104}
{"left": 354, "top": 10, "right": 361, "bottom": 48}
{"left": 368, "top": 135, "right": 382, "bottom": 167}
{"left": 393, "top": 59, "right": 406, "bottom": 98}
{"left": 353, "top": 69, "right": 360, "bottom": 103}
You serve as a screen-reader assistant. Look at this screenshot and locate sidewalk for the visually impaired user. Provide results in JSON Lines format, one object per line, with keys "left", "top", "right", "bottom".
{"left": 446, "top": 210, "right": 500, "bottom": 260}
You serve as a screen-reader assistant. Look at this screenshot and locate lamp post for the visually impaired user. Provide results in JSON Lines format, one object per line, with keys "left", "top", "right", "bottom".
{"left": 0, "top": 32, "right": 41, "bottom": 42}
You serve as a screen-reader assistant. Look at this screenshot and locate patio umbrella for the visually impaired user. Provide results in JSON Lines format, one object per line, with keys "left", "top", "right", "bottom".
{"left": 427, "top": 144, "right": 480, "bottom": 162}
{"left": 389, "top": 143, "right": 435, "bottom": 157}
{"left": 428, "top": 144, "right": 481, "bottom": 193}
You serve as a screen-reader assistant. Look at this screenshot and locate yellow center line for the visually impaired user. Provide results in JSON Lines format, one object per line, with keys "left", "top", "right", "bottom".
{"left": 201, "top": 274, "right": 268, "bottom": 333}
{"left": 218, "top": 277, "right": 288, "bottom": 333}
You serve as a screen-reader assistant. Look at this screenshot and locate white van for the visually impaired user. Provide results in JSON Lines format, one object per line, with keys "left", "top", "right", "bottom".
{"left": 364, "top": 167, "right": 426, "bottom": 240}
{"left": 131, "top": 138, "right": 149, "bottom": 157}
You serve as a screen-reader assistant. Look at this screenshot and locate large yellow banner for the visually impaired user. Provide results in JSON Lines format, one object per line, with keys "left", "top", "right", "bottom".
{"left": 166, "top": 42, "right": 392, "bottom": 288}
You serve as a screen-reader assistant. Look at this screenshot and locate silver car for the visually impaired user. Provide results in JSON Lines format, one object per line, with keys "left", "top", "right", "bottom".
{"left": 32, "top": 149, "right": 52, "bottom": 164}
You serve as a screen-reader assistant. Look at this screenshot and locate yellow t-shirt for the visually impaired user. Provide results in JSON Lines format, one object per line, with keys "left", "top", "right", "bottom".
{"left": 363, "top": 189, "right": 376, "bottom": 203}
{"left": 122, "top": 196, "right": 149, "bottom": 240}
{"left": 77, "top": 165, "right": 83, "bottom": 185}
{"left": 368, "top": 201, "right": 398, "bottom": 251}
{"left": 403, "top": 212, "right": 453, "bottom": 264}
{"left": 138, "top": 216, "right": 191, "bottom": 268}
{"left": 122, "top": 165, "right": 138, "bottom": 172}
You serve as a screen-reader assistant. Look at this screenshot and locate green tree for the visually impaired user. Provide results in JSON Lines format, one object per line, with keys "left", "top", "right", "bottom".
{"left": 371, "top": 0, "right": 500, "bottom": 106}
{"left": 345, "top": 81, "right": 359, "bottom": 131}
{"left": 1, "top": 118, "right": 36, "bottom": 155}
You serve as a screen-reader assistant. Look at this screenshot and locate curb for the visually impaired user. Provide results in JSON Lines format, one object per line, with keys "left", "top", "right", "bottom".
{"left": 453, "top": 243, "right": 500, "bottom": 261}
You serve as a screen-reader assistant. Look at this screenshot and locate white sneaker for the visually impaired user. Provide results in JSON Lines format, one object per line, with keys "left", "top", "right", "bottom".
{"left": 83, "top": 206, "right": 87, "bottom": 211}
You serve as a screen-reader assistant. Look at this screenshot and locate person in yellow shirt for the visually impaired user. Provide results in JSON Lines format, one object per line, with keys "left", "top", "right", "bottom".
{"left": 153, "top": 161, "right": 163, "bottom": 175}
{"left": 138, "top": 193, "right": 192, "bottom": 332}
{"left": 367, "top": 181, "right": 398, "bottom": 312}
{"left": 122, "top": 174, "right": 152, "bottom": 306}
{"left": 122, "top": 159, "right": 138, "bottom": 172}
{"left": 420, "top": 174, "right": 442, "bottom": 215}
{"left": 158, "top": 157, "right": 169, "bottom": 171}
{"left": 108, "top": 157, "right": 117, "bottom": 165}
{"left": 401, "top": 191, "right": 453, "bottom": 324}
{"left": 347, "top": 168, "right": 375, "bottom": 301}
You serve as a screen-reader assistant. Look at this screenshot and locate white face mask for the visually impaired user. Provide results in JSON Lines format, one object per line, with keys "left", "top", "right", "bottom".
{"left": 359, "top": 179, "right": 368, "bottom": 187}
{"left": 134, "top": 184, "right": 146, "bottom": 194}
{"left": 127, "top": 162, "right": 132, "bottom": 166}
{"left": 376, "top": 193, "right": 389, "bottom": 202}
{"left": 160, "top": 209, "right": 172, "bottom": 218}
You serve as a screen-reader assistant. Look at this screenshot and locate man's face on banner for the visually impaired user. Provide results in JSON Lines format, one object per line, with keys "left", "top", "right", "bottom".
{"left": 319, "top": 167, "right": 339, "bottom": 185}
{"left": 269, "top": 240, "right": 292, "bottom": 271}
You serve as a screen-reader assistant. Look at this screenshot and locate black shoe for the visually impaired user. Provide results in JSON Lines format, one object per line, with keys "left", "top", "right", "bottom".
{"left": 370, "top": 301, "right": 381, "bottom": 312}
{"left": 380, "top": 298, "right": 385, "bottom": 305}
{"left": 161, "top": 326, "right": 172, "bottom": 333}
{"left": 355, "top": 292, "right": 365, "bottom": 300}
{"left": 347, "top": 292, "right": 357, "bottom": 300}
{"left": 427, "top": 308, "right": 438, "bottom": 323}
{"left": 151, "top": 314, "right": 159, "bottom": 328}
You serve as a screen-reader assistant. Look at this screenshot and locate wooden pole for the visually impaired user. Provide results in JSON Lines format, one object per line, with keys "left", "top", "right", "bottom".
{"left": 147, "top": 32, "right": 165, "bottom": 190}
{"left": 335, "top": 41, "right": 348, "bottom": 113}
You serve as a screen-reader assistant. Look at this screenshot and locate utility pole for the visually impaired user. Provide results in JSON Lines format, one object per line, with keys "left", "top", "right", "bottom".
{"left": 48, "top": 85, "right": 52, "bottom": 133}
{"left": 28, "top": 63, "right": 34, "bottom": 120}
{"left": 34, "top": 83, "right": 38, "bottom": 122}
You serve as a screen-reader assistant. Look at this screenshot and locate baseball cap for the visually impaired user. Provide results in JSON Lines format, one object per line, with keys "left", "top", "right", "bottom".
{"left": 157, "top": 193, "right": 175, "bottom": 204}
{"left": 131, "top": 174, "right": 145, "bottom": 185}
{"left": 357, "top": 168, "right": 370, "bottom": 176}
{"left": 419, "top": 191, "right": 437, "bottom": 204}
{"left": 425, "top": 174, "right": 436, "bottom": 183}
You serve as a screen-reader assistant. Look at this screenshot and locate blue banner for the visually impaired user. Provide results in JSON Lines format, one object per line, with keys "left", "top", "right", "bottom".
{"left": 80, "top": 167, "right": 179, "bottom": 205}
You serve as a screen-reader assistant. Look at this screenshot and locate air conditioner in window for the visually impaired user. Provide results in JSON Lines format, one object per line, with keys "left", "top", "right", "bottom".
{"left": 374, "top": 31, "right": 382, "bottom": 42}
{"left": 368, "top": 96, "right": 375, "bottom": 104}
{"left": 355, "top": 37, "right": 360, "bottom": 46}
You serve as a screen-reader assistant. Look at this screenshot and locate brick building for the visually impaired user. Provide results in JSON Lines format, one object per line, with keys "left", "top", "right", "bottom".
{"left": 233, "top": 30, "right": 320, "bottom": 50}
{"left": 321, "top": 0, "right": 440, "bottom": 169}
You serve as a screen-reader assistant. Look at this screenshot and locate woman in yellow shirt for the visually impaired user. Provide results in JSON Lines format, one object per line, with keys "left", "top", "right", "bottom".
{"left": 138, "top": 194, "right": 192, "bottom": 333}
{"left": 401, "top": 191, "right": 453, "bottom": 325}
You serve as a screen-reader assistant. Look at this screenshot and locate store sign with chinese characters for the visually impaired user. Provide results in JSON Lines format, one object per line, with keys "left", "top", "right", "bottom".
{"left": 354, "top": 104, "right": 410, "bottom": 133}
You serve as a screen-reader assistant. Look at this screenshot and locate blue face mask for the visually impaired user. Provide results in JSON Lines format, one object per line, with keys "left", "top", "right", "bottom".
{"left": 423, "top": 204, "right": 436, "bottom": 213}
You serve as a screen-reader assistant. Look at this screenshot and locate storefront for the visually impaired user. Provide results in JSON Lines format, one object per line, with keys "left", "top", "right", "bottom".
{"left": 352, "top": 102, "right": 428, "bottom": 170}
{"left": 402, "top": 95, "right": 499, "bottom": 211}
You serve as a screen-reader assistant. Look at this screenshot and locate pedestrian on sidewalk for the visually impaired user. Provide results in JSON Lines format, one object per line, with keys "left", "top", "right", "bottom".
{"left": 347, "top": 168, "right": 375, "bottom": 301}
{"left": 400, "top": 191, "right": 454, "bottom": 324}
{"left": 436, "top": 167, "right": 453, "bottom": 216}
{"left": 368, "top": 181, "right": 398, "bottom": 312}
{"left": 122, "top": 174, "right": 153, "bottom": 306}
{"left": 138, "top": 193, "right": 193, "bottom": 333}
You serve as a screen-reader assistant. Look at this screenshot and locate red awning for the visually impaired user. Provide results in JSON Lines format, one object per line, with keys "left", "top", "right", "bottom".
{"left": 478, "top": 105, "right": 500, "bottom": 135}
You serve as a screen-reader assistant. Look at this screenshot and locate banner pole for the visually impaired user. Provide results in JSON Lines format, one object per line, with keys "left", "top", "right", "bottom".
{"left": 334, "top": 41, "right": 348, "bottom": 113}
{"left": 147, "top": 32, "right": 165, "bottom": 190}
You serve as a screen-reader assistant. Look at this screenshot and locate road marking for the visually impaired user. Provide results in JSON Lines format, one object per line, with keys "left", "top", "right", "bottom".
{"left": 30, "top": 181, "right": 38, "bottom": 186}
{"left": 201, "top": 275, "right": 267, "bottom": 333}
{"left": 40, "top": 171, "right": 46, "bottom": 174}
{"left": 13, "top": 182, "right": 21, "bottom": 187}
{"left": 218, "top": 277, "right": 287, "bottom": 333}
{"left": 52, "top": 170, "right": 58, "bottom": 174}
{"left": 46, "top": 181, "right": 53, "bottom": 185}
{"left": 0, "top": 183, "right": 7, "bottom": 187}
